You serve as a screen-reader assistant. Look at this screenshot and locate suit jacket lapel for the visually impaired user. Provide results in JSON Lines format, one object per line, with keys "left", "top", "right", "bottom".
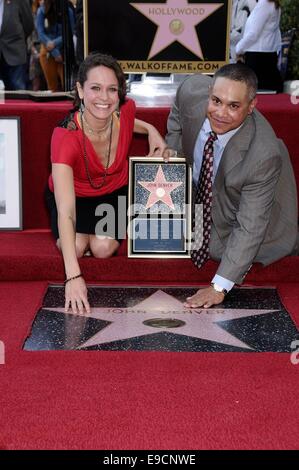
{"left": 182, "top": 101, "right": 207, "bottom": 166}
{"left": 214, "top": 113, "right": 255, "bottom": 195}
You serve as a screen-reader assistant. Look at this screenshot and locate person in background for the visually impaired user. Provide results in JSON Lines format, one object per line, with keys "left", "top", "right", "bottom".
{"left": 28, "top": 0, "right": 46, "bottom": 91}
{"left": 166, "top": 63, "right": 298, "bottom": 308}
{"left": 235, "top": 0, "right": 283, "bottom": 92}
{"left": 74, "top": 0, "right": 84, "bottom": 66}
{"left": 230, "top": 0, "right": 257, "bottom": 61}
{"left": 36, "top": 0, "right": 75, "bottom": 91}
{"left": 46, "top": 53, "right": 167, "bottom": 313}
{"left": 0, "top": 0, "right": 34, "bottom": 90}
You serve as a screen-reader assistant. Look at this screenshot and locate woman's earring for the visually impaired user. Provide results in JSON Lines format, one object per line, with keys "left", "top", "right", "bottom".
{"left": 116, "top": 102, "right": 120, "bottom": 118}
{"left": 80, "top": 99, "right": 85, "bottom": 114}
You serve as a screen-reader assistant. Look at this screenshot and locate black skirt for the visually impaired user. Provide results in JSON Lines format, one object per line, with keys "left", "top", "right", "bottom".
{"left": 45, "top": 185, "right": 128, "bottom": 243}
{"left": 244, "top": 51, "right": 283, "bottom": 93}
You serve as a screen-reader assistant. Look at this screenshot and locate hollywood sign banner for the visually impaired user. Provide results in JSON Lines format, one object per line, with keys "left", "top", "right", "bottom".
{"left": 83, "top": 0, "right": 232, "bottom": 73}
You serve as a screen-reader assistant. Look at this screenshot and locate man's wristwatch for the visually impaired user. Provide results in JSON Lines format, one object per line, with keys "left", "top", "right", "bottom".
{"left": 211, "top": 283, "right": 227, "bottom": 296}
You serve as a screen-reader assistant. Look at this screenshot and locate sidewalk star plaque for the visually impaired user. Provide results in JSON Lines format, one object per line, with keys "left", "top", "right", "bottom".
{"left": 84, "top": 0, "right": 232, "bottom": 73}
{"left": 128, "top": 157, "right": 192, "bottom": 257}
{"left": 24, "top": 286, "right": 299, "bottom": 353}
{"left": 130, "top": 0, "right": 224, "bottom": 60}
{"left": 138, "top": 165, "right": 183, "bottom": 210}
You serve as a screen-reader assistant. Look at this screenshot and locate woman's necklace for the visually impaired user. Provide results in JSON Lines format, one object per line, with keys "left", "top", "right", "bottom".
{"left": 80, "top": 111, "right": 114, "bottom": 190}
{"left": 82, "top": 113, "right": 112, "bottom": 140}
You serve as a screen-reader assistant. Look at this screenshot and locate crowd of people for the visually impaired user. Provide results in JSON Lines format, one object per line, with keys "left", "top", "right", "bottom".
{"left": 0, "top": 0, "right": 77, "bottom": 92}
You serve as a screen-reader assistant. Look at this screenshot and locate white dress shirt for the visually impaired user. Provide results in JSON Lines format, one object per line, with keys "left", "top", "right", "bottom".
{"left": 193, "top": 118, "right": 243, "bottom": 293}
{"left": 235, "top": 0, "right": 281, "bottom": 55}
{"left": 230, "top": 0, "right": 257, "bottom": 61}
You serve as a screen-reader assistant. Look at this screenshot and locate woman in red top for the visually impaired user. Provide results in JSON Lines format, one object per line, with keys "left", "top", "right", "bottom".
{"left": 46, "top": 52, "right": 167, "bottom": 314}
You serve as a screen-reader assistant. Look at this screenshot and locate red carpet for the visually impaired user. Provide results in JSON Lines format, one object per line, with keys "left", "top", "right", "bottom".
{"left": 1, "top": 95, "right": 299, "bottom": 449}
{"left": 1, "top": 230, "right": 299, "bottom": 284}
{"left": 1, "top": 281, "right": 299, "bottom": 450}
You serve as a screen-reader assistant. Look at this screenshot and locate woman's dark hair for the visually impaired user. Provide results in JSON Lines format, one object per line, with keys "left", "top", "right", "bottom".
{"left": 43, "top": 0, "right": 61, "bottom": 27}
{"left": 73, "top": 52, "right": 127, "bottom": 109}
{"left": 268, "top": 0, "right": 280, "bottom": 8}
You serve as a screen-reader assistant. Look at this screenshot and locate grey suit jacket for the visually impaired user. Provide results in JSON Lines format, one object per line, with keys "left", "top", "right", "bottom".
{"left": 166, "top": 74, "right": 298, "bottom": 284}
{"left": 0, "top": 0, "right": 33, "bottom": 66}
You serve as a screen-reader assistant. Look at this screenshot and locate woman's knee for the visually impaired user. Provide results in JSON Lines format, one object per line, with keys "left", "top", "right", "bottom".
{"left": 75, "top": 243, "right": 86, "bottom": 258}
{"left": 75, "top": 235, "right": 89, "bottom": 258}
{"left": 89, "top": 237, "right": 119, "bottom": 258}
{"left": 56, "top": 237, "right": 88, "bottom": 258}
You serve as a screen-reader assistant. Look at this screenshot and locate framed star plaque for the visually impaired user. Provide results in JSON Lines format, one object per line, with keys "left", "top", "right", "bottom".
{"left": 83, "top": 0, "right": 232, "bottom": 73}
{"left": 128, "top": 157, "right": 192, "bottom": 257}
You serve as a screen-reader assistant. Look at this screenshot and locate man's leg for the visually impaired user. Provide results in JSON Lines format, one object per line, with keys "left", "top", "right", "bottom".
{"left": 1, "top": 59, "right": 26, "bottom": 90}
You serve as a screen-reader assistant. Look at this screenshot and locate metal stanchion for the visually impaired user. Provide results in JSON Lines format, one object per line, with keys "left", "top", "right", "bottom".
{"left": 60, "top": 0, "right": 75, "bottom": 91}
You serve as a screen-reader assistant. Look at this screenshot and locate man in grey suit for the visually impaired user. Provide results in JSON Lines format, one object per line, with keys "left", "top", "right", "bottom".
{"left": 166, "top": 63, "right": 298, "bottom": 308}
{"left": 0, "top": 0, "right": 33, "bottom": 90}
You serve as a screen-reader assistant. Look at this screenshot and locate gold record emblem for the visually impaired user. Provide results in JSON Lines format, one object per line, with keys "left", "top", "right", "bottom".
{"left": 169, "top": 19, "right": 184, "bottom": 36}
{"left": 143, "top": 318, "right": 186, "bottom": 328}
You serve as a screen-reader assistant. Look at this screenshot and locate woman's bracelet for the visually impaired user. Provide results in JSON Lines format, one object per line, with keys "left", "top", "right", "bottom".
{"left": 64, "top": 273, "right": 83, "bottom": 285}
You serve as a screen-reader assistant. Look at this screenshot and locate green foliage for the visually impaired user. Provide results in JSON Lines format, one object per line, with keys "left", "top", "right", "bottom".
{"left": 281, "top": 0, "right": 299, "bottom": 79}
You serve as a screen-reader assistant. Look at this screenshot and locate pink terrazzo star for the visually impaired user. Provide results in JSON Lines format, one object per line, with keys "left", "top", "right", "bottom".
{"left": 138, "top": 165, "right": 182, "bottom": 209}
{"left": 46, "top": 290, "right": 278, "bottom": 350}
{"left": 130, "top": 0, "right": 224, "bottom": 59}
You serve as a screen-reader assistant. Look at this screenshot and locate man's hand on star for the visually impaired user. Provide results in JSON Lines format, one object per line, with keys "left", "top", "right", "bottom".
{"left": 184, "top": 286, "right": 225, "bottom": 309}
